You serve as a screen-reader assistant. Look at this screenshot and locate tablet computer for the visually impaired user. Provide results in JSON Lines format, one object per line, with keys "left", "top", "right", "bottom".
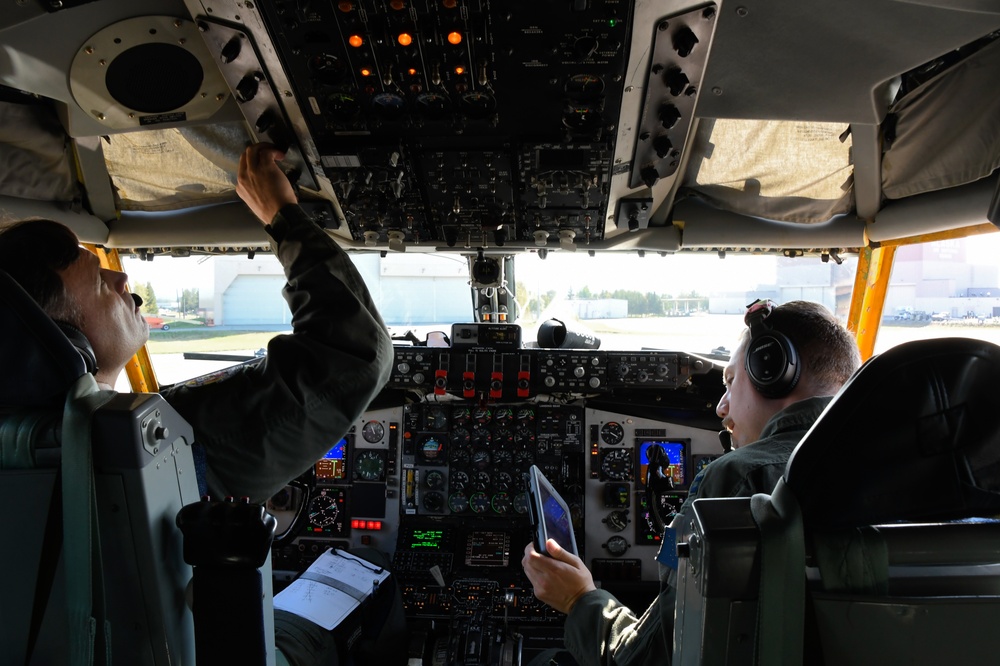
{"left": 526, "top": 465, "right": 579, "bottom": 558}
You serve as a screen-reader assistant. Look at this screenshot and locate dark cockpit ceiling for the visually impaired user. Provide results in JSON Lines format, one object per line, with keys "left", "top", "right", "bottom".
{"left": 0, "top": 0, "right": 998, "bottom": 256}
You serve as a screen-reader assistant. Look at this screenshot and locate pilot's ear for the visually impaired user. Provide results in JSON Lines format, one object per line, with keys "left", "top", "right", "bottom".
{"left": 54, "top": 320, "right": 98, "bottom": 375}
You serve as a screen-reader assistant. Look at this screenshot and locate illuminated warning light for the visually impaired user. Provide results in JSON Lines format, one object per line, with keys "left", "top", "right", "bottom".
{"left": 349, "top": 34, "right": 364, "bottom": 48}
{"left": 397, "top": 33, "right": 413, "bottom": 46}
{"left": 408, "top": 68, "right": 418, "bottom": 76}
{"left": 351, "top": 519, "right": 383, "bottom": 530}
{"left": 447, "top": 31, "right": 462, "bottom": 45}
{"left": 442, "top": 0, "right": 457, "bottom": 7}
{"left": 337, "top": 1, "right": 353, "bottom": 11}
{"left": 360, "top": 68, "right": 372, "bottom": 77}
{"left": 390, "top": 0, "right": 406, "bottom": 9}
{"left": 454, "top": 66, "right": 465, "bottom": 75}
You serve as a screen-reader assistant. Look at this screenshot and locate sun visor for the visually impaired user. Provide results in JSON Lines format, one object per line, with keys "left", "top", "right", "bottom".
{"left": 0, "top": 100, "right": 78, "bottom": 205}
{"left": 681, "top": 119, "right": 854, "bottom": 224}
{"left": 103, "top": 123, "right": 248, "bottom": 211}
{"left": 882, "top": 37, "right": 1000, "bottom": 200}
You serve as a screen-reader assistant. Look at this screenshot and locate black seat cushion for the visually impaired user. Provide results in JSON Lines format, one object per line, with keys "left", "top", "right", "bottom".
{"left": 785, "top": 337, "right": 1000, "bottom": 529}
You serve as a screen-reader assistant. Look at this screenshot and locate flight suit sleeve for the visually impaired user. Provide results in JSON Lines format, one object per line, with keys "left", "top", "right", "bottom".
{"left": 563, "top": 588, "right": 672, "bottom": 666}
{"left": 161, "top": 204, "right": 394, "bottom": 502}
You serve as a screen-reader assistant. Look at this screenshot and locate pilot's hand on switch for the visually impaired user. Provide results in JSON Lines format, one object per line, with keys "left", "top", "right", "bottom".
{"left": 236, "top": 142, "right": 298, "bottom": 225}
{"left": 522, "top": 539, "right": 596, "bottom": 614}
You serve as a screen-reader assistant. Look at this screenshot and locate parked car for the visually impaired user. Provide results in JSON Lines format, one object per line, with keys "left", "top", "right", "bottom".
{"left": 144, "top": 316, "right": 170, "bottom": 331}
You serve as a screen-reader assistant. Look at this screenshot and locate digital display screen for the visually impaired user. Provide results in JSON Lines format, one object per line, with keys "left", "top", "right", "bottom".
{"left": 636, "top": 492, "right": 686, "bottom": 544}
{"left": 306, "top": 487, "right": 347, "bottom": 535}
{"left": 464, "top": 530, "right": 511, "bottom": 567}
{"left": 409, "top": 529, "right": 445, "bottom": 550}
{"left": 638, "top": 440, "right": 686, "bottom": 487}
{"left": 316, "top": 437, "right": 348, "bottom": 480}
{"left": 539, "top": 482, "right": 574, "bottom": 554}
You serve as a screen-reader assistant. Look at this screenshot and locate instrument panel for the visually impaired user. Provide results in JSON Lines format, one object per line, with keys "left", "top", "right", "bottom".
{"left": 271, "top": 343, "right": 726, "bottom": 662}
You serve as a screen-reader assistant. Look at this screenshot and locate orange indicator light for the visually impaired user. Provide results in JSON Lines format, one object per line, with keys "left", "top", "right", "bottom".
{"left": 447, "top": 31, "right": 462, "bottom": 45}
{"left": 454, "top": 66, "right": 465, "bottom": 75}
{"left": 360, "top": 68, "right": 372, "bottom": 77}
{"left": 349, "top": 34, "right": 364, "bottom": 48}
{"left": 337, "top": 1, "right": 353, "bottom": 11}
{"left": 408, "top": 68, "right": 418, "bottom": 76}
{"left": 398, "top": 33, "right": 413, "bottom": 46}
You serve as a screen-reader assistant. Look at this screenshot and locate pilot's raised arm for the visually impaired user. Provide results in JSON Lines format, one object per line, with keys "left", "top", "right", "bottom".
{"left": 161, "top": 143, "right": 394, "bottom": 503}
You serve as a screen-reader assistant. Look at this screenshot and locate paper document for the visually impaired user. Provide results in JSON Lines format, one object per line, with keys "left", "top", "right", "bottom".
{"left": 273, "top": 548, "right": 391, "bottom": 630}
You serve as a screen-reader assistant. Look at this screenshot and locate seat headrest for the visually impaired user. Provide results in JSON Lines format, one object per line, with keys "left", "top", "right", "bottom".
{"left": 785, "top": 337, "right": 1000, "bottom": 529}
{"left": 0, "top": 269, "right": 88, "bottom": 406}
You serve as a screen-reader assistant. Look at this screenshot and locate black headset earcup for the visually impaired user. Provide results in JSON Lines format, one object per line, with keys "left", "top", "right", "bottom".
{"left": 55, "top": 321, "right": 98, "bottom": 375}
{"left": 745, "top": 331, "right": 800, "bottom": 398}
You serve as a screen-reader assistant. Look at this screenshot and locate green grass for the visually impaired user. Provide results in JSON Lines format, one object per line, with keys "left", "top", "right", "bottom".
{"left": 146, "top": 331, "right": 281, "bottom": 353}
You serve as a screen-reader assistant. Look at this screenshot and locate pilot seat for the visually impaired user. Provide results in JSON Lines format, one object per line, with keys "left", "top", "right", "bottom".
{"left": 0, "top": 268, "right": 275, "bottom": 665}
{"left": 673, "top": 336, "right": 1000, "bottom": 665}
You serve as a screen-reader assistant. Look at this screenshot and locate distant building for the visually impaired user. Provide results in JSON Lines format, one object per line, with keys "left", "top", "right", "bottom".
{"left": 211, "top": 253, "right": 471, "bottom": 327}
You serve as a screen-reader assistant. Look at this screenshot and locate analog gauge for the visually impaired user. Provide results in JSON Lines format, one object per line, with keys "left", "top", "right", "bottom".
{"left": 450, "top": 427, "right": 471, "bottom": 447}
{"left": 469, "top": 491, "right": 490, "bottom": 513}
{"left": 516, "top": 408, "right": 535, "bottom": 422}
{"left": 493, "top": 449, "right": 513, "bottom": 467}
{"left": 425, "top": 470, "right": 445, "bottom": 489}
{"left": 601, "top": 422, "right": 625, "bottom": 445}
{"left": 370, "top": 91, "right": 406, "bottom": 120}
{"left": 422, "top": 491, "right": 444, "bottom": 512}
{"left": 460, "top": 92, "right": 496, "bottom": 120}
{"left": 420, "top": 436, "right": 444, "bottom": 462}
{"left": 562, "top": 104, "right": 601, "bottom": 131}
{"left": 493, "top": 427, "right": 514, "bottom": 446}
{"left": 471, "top": 428, "right": 492, "bottom": 447}
{"left": 426, "top": 406, "right": 448, "bottom": 430}
{"left": 471, "top": 448, "right": 491, "bottom": 469}
{"left": 308, "top": 53, "right": 347, "bottom": 85}
{"left": 514, "top": 425, "right": 535, "bottom": 447}
{"left": 354, "top": 449, "right": 385, "bottom": 481}
{"left": 514, "top": 448, "right": 535, "bottom": 467}
{"left": 565, "top": 73, "right": 605, "bottom": 100}
{"left": 492, "top": 491, "right": 512, "bottom": 515}
{"left": 605, "top": 509, "right": 630, "bottom": 533}
{"left": 472, "top": 471, "right": 491, "bottom": 489}
{"left": 326, "top": 92, "right": 360, "bottom": 122}
{"left": 495, "top": 471, "right": 513, "bottom": 489}
{"left": 601, "top": 448, "right": 633, "bottom": 481}
{"left": 308, "top": 491, "right": 340, "bottom": 527}
{"left": 449, "top": 492, "right": 469, "bottom": 513}
{"left": 494, "top": 407, "right": 514, "bottom": 423}
{"left": 513, "top": 491, "right": 529, "bottom": 514}
{"left": 450, "top": 444, "right": 471, "bottom": 465}
{"left": 450, "top": 469, "right": 469, "bottom": 492}
{"left": 472, "top": 407, "right": 492, "bottom": 425}
{"left": 416, "top": 92, "right": 450, "bottom": 120}
{"left": 362, "top": 420, "right": 385, "bottom": 443}
{"left": 606, "top": 535, "right": 629, "bottom": 556}
{"left": 536, "top": 439, "right": 551, "bottom": 455}
{"left": 452, "top": 407, "right": 471, "bottom": 425}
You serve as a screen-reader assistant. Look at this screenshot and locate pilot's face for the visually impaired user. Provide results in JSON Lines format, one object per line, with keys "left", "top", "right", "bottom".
{"left": 716, "top": 338, "right": 775, "bottom": 448}
{"left": 58, "top": 247, "right": 149, "bottom": 383}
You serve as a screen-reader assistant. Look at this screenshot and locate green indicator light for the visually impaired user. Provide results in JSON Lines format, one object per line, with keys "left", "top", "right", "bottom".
{"left": 609, "top": 19, "right": 617, "bottom": 27}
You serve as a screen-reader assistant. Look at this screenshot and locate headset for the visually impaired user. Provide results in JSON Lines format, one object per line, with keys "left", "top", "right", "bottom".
{"left": 55, "top": 321, "right": 99, "bottom": 375}
{"left": 743, "top": 299, "right": 800, "bottom": 398}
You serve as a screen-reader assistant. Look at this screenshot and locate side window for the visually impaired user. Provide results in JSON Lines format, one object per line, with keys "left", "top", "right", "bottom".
{"left": 878, "top": 234, "right": 1000, "bottom": 353}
